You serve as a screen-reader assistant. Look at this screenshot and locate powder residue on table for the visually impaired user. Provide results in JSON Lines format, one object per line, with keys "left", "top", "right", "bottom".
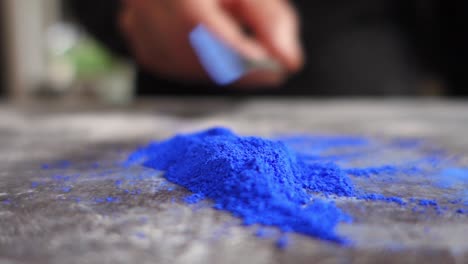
{"left": 19, "top": 127, "right": 467, "bottom": 248}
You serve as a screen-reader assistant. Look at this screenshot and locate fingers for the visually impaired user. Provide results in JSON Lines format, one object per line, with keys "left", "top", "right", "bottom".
{"left": 187, "top": 1, "right": 289, "bottom": 86}
{"left": 191, "top": 1, "right": 271, "bottom": 61}
{"left": 119, "top": 0, "right": 209, "bottom": 80}
{"left": 119, "top": 0, "right": 300, "bottom": 87}
{"left": 232, "top": 0, "right": 304, "bottom": 72}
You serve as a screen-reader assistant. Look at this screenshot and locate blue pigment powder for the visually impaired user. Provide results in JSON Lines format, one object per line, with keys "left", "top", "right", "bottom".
{"left": 127, "top": 127, "right": 353, "bottom": 242}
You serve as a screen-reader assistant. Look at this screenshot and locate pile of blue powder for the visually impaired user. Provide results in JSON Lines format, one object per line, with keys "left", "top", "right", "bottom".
{"left": 127, "top": 127, "right": 358, "bottom": 243}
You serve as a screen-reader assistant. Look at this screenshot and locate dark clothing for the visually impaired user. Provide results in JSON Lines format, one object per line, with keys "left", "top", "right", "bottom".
{"left": 67, "top": 0, "right": 468, "bottom": 96}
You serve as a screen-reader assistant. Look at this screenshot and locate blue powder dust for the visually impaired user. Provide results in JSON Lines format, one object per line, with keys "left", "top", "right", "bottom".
{"left": 184, "top": 193, "right": 206, "bottom": 204}
{"left": 127, "top": 127, "right": 353, "bottom": 243}
{"left": 32, "top": 127, "right": 467, "bottom": 248}
{"left": 361, "top": 194, "right": 406, "bottom": 205}
{"left": 61, "top": 186, "right": 72, "bottom": 193}
{"left": 41, "top": 160, "right": 71, "bottom": 170}
{"left": 276, "top": 234, "right": 290, "bottom": 249}
{"left": 345, "top": 165, "right": 399, "bottom": 177}
{"left": 436, "top": 168, "right": 468, "bottom": 188}
{"left": 418, "top": 199, "right": 438, "bottom": 206}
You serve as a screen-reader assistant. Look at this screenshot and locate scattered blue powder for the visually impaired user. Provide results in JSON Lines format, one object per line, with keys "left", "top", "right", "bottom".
{"left": 435, "top": 206, "right": 445, "bottom": 215}
{"left": 345, "top": 164, "right": 424, "bottom": 178}
{"left": 61, "top": 186, "right": 72, "bottom": 193}
{"left": 276, "top": 234, "right": 289, "bottom": 249}
{"left": 279, "top": 135, "right": 371, "bottom": 162}
{"left": 106, "top": 197, "right": 119, "bottom": 203}
{"left": 345, "top": 165, "right": 398, "bottom": 177}
{"left": 255, "top": 228, "right": 274, "bottom": 239}
{"left": 134, "top": 232, "right": 146, "bottom": 239}
{"left": 94, "top": 198, "right": 106, "bottom": 203}
{"left": 436, "top": 168, "right": 468, "bottom": 188}
{"left": 279, "top": 135, "right": 369, "bottom": 149}
{"left": 297, "top": 152, "right": 367, "bottom": 163}
{"left": 52, "top": 175, "right": 74, "bottom": 182}
{"left": 115, "top": 180, "right": 123, "bottom": 187}
{"left": 390, "top": 138, "right": 423, "bottom": 149}
{"left": 418, "top": 199, "right": 438, "bottom": 206}
{"left": 449, "top": 199, "right": 462, "bottom": 204}
{"left": 361, "top": 194, "right": 407, "bottom": 205}
{"left": 255, "top": 229, "right": 266, "bottom": 238}
{"left": 94, "top": 196, "right": 120, "bottom": 204}
{"left": 41, "top": 160, "right": 71, "bottom": 170}
{"left": 128, "top": 127, "right": 352, "bottom": 243}
{"left": 124, "top": 189, "right": 142, "bottom": 195}
{"left": 184, "top": 193, "right": 206, "bottom": 204}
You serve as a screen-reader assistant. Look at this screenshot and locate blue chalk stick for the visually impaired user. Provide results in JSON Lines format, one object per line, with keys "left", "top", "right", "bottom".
{"left": 189, "top": 24, "right": 246, "bottom": 85}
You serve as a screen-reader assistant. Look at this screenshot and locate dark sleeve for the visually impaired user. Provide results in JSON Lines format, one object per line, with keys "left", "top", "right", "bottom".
{"left": 66, "top": 0, "right": 130, "bottom": 57}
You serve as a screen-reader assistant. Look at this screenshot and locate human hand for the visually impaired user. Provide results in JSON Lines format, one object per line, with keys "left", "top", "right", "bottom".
{"left": 119, "top": 0, "right": 303, "bottom": 87}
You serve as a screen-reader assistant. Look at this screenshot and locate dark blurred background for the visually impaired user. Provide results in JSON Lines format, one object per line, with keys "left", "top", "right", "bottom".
{"left": 0, "top": 3, "right": 5, "bottom": 97}
{"left": 1, "top": 0, "right": 466, "bottom": 103}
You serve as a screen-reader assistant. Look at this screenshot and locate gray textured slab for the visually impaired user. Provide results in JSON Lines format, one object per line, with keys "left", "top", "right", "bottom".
{"left": 0, "top": 98, "right": 467, "bottom": 264}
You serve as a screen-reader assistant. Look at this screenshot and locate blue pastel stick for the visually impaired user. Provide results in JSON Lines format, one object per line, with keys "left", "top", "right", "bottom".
{"left": 189, "top": 24, "right": 247, "bottom": 85}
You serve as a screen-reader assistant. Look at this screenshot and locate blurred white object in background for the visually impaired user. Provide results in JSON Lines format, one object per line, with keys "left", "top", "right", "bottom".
{"left": 3, "top": 0, "right": 135, "bottom": 105}
{"left": 3, "top": 0, "right": 55, "bottom": 99}
{"left": 44, "top": 22, "right": 135, "bottom": 105}
{"left": 45, "top": 23, "right": 79, "bottom": 93}
{"left": 94, "top": 62, "right": 135, "bottom": 105}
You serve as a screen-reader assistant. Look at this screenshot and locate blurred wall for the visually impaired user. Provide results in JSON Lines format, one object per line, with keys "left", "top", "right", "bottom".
{"left": 0, "top": 1, "right": 7, "bottom": 97}
{"left": 3, "top": 0, "right": 61, "bottom": 99}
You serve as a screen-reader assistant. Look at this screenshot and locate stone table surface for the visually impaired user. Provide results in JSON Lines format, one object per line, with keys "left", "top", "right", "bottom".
{"left": 0, "top": 98, "right": 467, "bottom": 264}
